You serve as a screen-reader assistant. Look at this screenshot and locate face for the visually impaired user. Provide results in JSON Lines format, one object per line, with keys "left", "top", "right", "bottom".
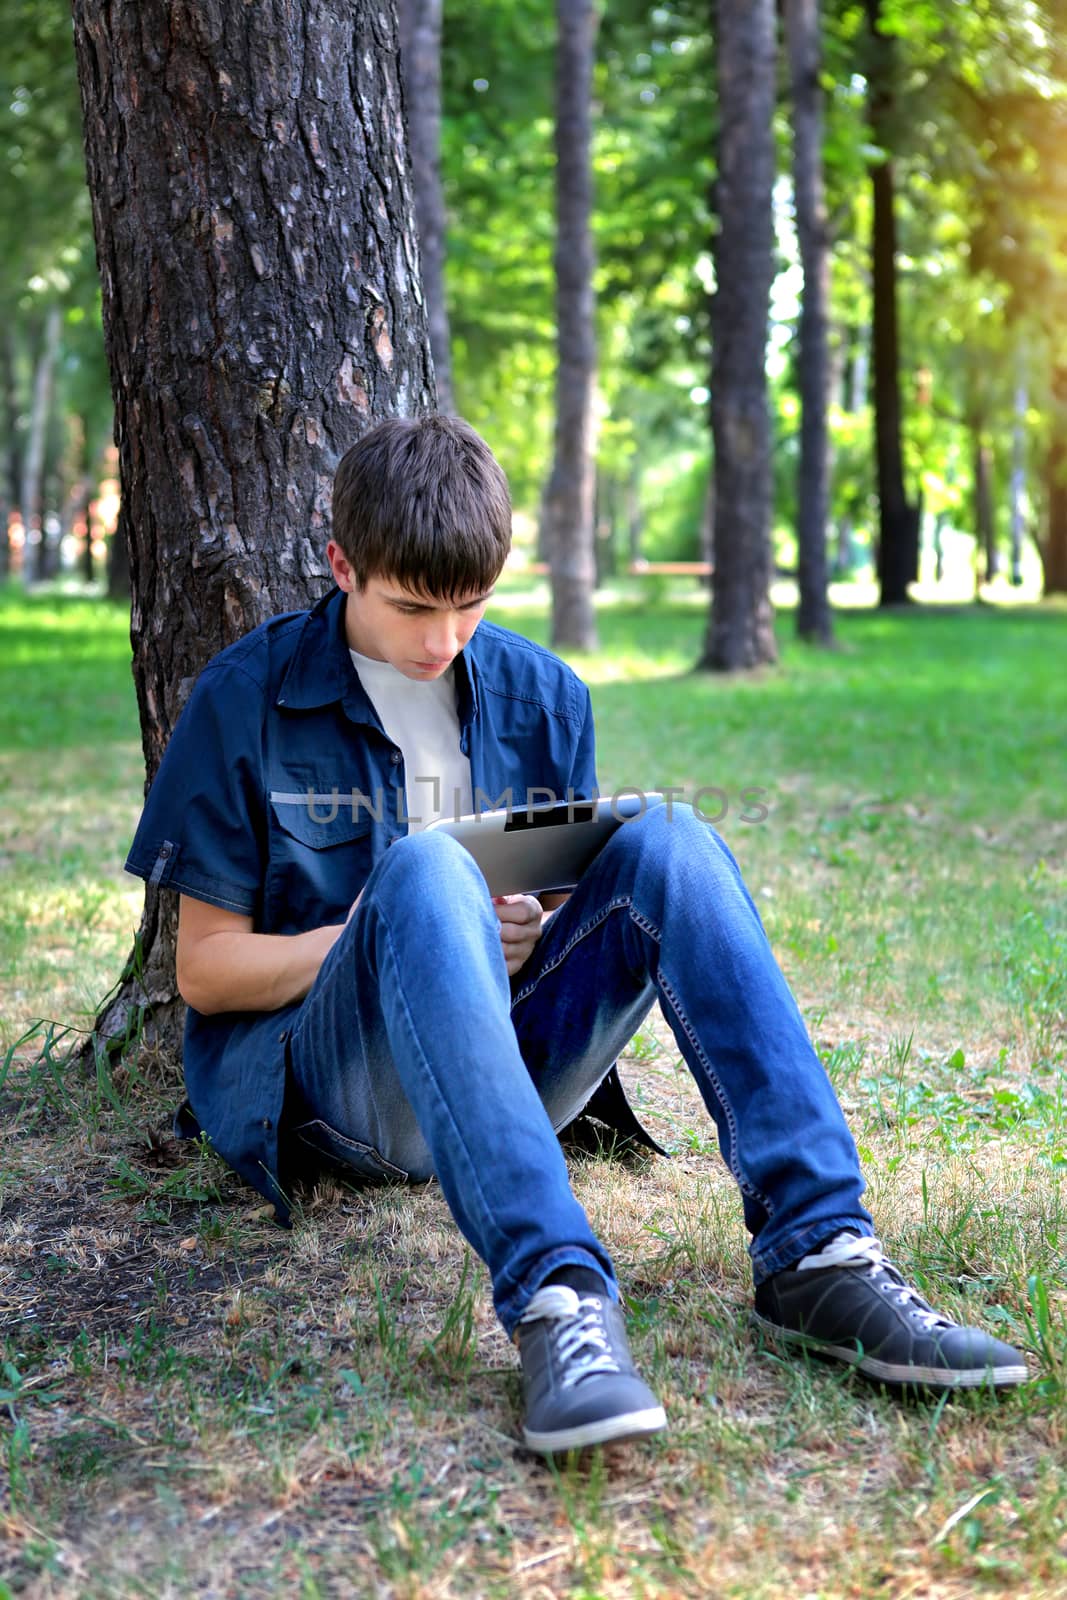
{"left": 326, "top": 541, "right": 493, "bottom": 680}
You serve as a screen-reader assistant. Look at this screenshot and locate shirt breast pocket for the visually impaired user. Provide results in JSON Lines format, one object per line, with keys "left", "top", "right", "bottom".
{"left": 266, "top": 783, "right": 374, "bottom": 933}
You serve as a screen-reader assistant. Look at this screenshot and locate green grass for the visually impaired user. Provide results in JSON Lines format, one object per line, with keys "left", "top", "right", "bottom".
{"left": 1, "top": 580, "right": 1066, "bottom": 1597}
{"left": 0, "top": 584, "right": 142, "bottom": 1050}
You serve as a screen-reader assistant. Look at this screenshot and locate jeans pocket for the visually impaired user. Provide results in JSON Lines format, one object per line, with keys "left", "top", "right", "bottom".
{"left": 293, "top": 1118, "right": 412, "bottom": 1184}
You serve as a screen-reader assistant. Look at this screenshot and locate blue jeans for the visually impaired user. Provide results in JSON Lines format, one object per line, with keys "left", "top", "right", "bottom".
{"left": 286, "top": 804, "right": 872, "bottom": 1335}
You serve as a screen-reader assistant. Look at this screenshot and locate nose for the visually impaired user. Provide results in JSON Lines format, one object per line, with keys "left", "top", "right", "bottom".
{"left": 423, "top": 617, "right": 460, "bottom": 662}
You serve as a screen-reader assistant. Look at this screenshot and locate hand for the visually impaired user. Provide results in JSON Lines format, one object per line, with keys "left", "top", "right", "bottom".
{"left": 493, "top": 893, "right": 544, "bottom": 977}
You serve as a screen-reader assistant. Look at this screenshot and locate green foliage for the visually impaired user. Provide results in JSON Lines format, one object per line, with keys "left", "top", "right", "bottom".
{"left": 3, "top": 0, "right": 1067, "bottom": 580}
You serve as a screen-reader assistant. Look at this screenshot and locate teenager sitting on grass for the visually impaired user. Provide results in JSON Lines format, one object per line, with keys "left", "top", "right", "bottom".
{"left": 125, "top": 415, "right": 1028, "bottom": 1455}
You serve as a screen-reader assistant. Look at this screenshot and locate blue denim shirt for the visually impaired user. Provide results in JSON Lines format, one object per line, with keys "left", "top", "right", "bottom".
{"left": 125, "top": 585, "right": 604, "bottom": 1214}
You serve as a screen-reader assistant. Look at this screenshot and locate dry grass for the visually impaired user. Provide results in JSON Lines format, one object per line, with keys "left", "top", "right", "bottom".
{"left": 1, "top": 1010, "right": 1064, "bottom": 1599}
{"left": 2, "top": 591, "right": 1066, "bottom": 1596}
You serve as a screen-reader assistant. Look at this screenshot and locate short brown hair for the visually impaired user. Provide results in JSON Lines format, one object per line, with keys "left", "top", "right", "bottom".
{"left": 331, "top": 415, "right": 512, "bottom": 599}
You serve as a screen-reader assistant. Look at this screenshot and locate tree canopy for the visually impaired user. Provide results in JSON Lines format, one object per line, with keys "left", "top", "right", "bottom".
{"left": 3, "top": 0, "right": 1067, "bottom": 599}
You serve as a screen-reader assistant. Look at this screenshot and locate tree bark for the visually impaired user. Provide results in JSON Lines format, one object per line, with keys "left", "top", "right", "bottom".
{"left": 397, "top": 0, "right": 453, "bottom": 412}
{"left": 866, "top": 0, "right": 920, "bottom": 606}
{"left": 544, "top": 0, "right": 599, "bottom": 652}
{"left": 699, "top": 0, "right": 778, "bottom": 671}
{"left": 786, "top": 0, "right": 833, "bottom": 644}
{"left": 72, "top": 0, "right": 434, "bottom": 1054}
{"left": 18, "top": 305, "right": 62, "bottom": 586}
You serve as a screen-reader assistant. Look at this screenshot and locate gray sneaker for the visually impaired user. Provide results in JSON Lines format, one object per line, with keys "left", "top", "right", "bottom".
{"left": 753, "top": 1233, "right": 1029, "bottom": 1391}
{"left": 516, "top": 1284, "right": 667, "bottom": 1453}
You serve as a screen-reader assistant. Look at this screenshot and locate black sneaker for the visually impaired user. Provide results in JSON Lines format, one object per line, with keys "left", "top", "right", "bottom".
{"left": 516, "top": 1284, "right": 667, "bottom": 1453}
{"left": 752, "top": 1232, "right": 1029, "bottom": 1391}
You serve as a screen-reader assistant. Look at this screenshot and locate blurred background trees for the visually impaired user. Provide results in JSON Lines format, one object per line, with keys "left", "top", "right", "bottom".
{"left": 3, "top": 0, "right": 1067, "bottom": 657}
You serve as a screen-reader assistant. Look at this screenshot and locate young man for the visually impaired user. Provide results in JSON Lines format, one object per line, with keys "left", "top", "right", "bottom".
{"left": 126, "top": 416, "right": 1027, "bottom": 1455}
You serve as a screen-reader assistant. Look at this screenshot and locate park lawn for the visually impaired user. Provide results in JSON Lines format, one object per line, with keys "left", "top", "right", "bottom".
{"left": 1, "top": 580, "right": 1066, "bottom": 1598}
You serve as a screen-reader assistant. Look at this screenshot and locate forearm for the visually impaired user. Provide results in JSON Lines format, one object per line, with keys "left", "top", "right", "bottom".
{"left": 177, "top": 922, "right": 345, "bottom": 1015}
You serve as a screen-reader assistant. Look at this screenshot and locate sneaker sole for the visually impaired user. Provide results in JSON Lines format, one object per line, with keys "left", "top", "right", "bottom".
{"left": 523, "top": 1404, "right": 667, "bottom": 1455}
{"left": 751, "top": 1313, "right": 1029, "bottom": 1390}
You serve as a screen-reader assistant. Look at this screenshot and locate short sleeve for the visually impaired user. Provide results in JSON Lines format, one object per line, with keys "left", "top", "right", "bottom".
{"left": 124, "top": 662, "right": 266, "bottom": 916}
{"left": 568, "top": 683, "right": 599, "bottom": 801}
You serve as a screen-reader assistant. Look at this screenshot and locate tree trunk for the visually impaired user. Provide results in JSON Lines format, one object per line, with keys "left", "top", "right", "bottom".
{"left": 700, "top": 466, "right": 715, "bottom": 586}
{"left": 849, "top": 328, "right": 869, "bottom": 414}
{"left": 1010, "top": 379, "right": 1026, "bottom": 586}
{"left": 0, "top": 328, "right": 19, "bottom": 582}
{"left": 593, "top": 471, "right": 617, "bottom": 584}
{"left": 82, "top": 493, "right": 96, "bottom": 585}
{"left": 1043, "top": 422, "right": 1067, "bottom": 596}
{"left": 544, "top": 0, "right": 599, "bottom": 652}
{"left": 699, "top": 0, "right": 778, "bottom": 671}
{"left": 107, "top": 518, "right": 131, "bottom": 599}
{"left": 866, "top": 0, "right": 920, "bottom": 607}
{"left": 72, "top": 0, "right": 434, "bottom": 1055}
{"left": 973, "top": 433, "right": 997, "bottom": 583}
{"left": 786, "top": 0, "right": 833, "bottom": 645}
{"left": 626, "top": 464, "right": 643, "bottom": 565}
{"left": 397, "top": 0, "right": 454, "bottom": 412}
{"left": 18, "top": 305, "right": 62, "bottom": 586}
{"left": 933, "top": 510, "right": 947, "bottom": 583}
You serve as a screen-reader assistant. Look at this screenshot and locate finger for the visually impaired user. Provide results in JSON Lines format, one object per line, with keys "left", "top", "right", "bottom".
{"left": 495, "top": 900, "right": 540, "bottom": 926}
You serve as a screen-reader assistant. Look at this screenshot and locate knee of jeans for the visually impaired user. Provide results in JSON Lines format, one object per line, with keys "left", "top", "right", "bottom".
{"left": 607, "top": 798, "right": 743, "bottom": 892}
{"left": 608, "top": 796, "right": 700, "bottom": 860}
{"left": 376, "top": 827, "right": 486, "bottom": 901}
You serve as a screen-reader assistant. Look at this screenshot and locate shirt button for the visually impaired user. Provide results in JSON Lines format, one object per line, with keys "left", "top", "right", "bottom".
{"left": 261, "top": 1118, "right": 272, "bottom": 1131}
{"left": 389, "top": 751, "right": 402, "bottom": 765}
{"left": 278, "top": 1029, "right": 289, "bottom": 1043}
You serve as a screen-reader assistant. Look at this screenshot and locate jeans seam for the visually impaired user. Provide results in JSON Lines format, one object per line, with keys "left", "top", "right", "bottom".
{"left": 515, "top": 890, "right": 775, "bottom": 1220}
{"left": 510, "top": 894, "right": 633, "bottom": 1006}
{"left": 655, "top": 968, "right": 774, "bottom": 1217}
{"left": 631, "top": 898, "right": 774, "bottom": 1216}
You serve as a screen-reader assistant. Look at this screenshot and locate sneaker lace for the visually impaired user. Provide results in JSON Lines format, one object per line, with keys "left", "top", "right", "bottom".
{"left": 519, "top": 1285, "right": 623, "bottom": 1390}
{"left": 797, "top": 1232, "right": 954, "bottom": 1333}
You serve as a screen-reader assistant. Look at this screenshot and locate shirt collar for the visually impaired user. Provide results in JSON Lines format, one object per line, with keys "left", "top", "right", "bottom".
{"left": 276, "top": 585, "right": 480, "bottom": 729}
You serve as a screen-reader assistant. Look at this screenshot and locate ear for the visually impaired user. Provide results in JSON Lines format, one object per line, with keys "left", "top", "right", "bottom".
{"left": 326, "top": 540, "right": 357, "bottom": 593}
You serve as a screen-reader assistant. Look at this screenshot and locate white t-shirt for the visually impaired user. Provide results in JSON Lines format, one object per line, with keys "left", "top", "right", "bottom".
{"left": 350, "top": 648, "right": 473, "bottom": 831}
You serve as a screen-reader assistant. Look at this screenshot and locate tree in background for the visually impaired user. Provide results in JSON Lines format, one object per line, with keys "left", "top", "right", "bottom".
{"left": 543, "top": 0, "right": 599, "bottom": 651}
{"left": 863, "top": 0, "right": 921, "bottom": 606}
{"left": 787, "top": 0, "right": 833, "bottom": 644}
{"left": 398, "top": 0, "right": 454, "bottom": 412}
{"left": 699, "top": 0, "right": 778, "bottom": 670}
{"left": 962, "top": 0, "right": 1067, "bottom": 595}
{"left": 0, "top": 0, "right": 106, "bottom": 581}
{"left": 72, "top": 0, "right": 434, "bottom": 1051}
{"left": 17, "top": 303, "right": 61, "bottom": 584}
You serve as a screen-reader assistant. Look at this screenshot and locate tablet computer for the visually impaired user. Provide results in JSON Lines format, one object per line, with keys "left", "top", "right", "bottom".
{"left": 424, "top": 793, "right": 665, "bottom": 896}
